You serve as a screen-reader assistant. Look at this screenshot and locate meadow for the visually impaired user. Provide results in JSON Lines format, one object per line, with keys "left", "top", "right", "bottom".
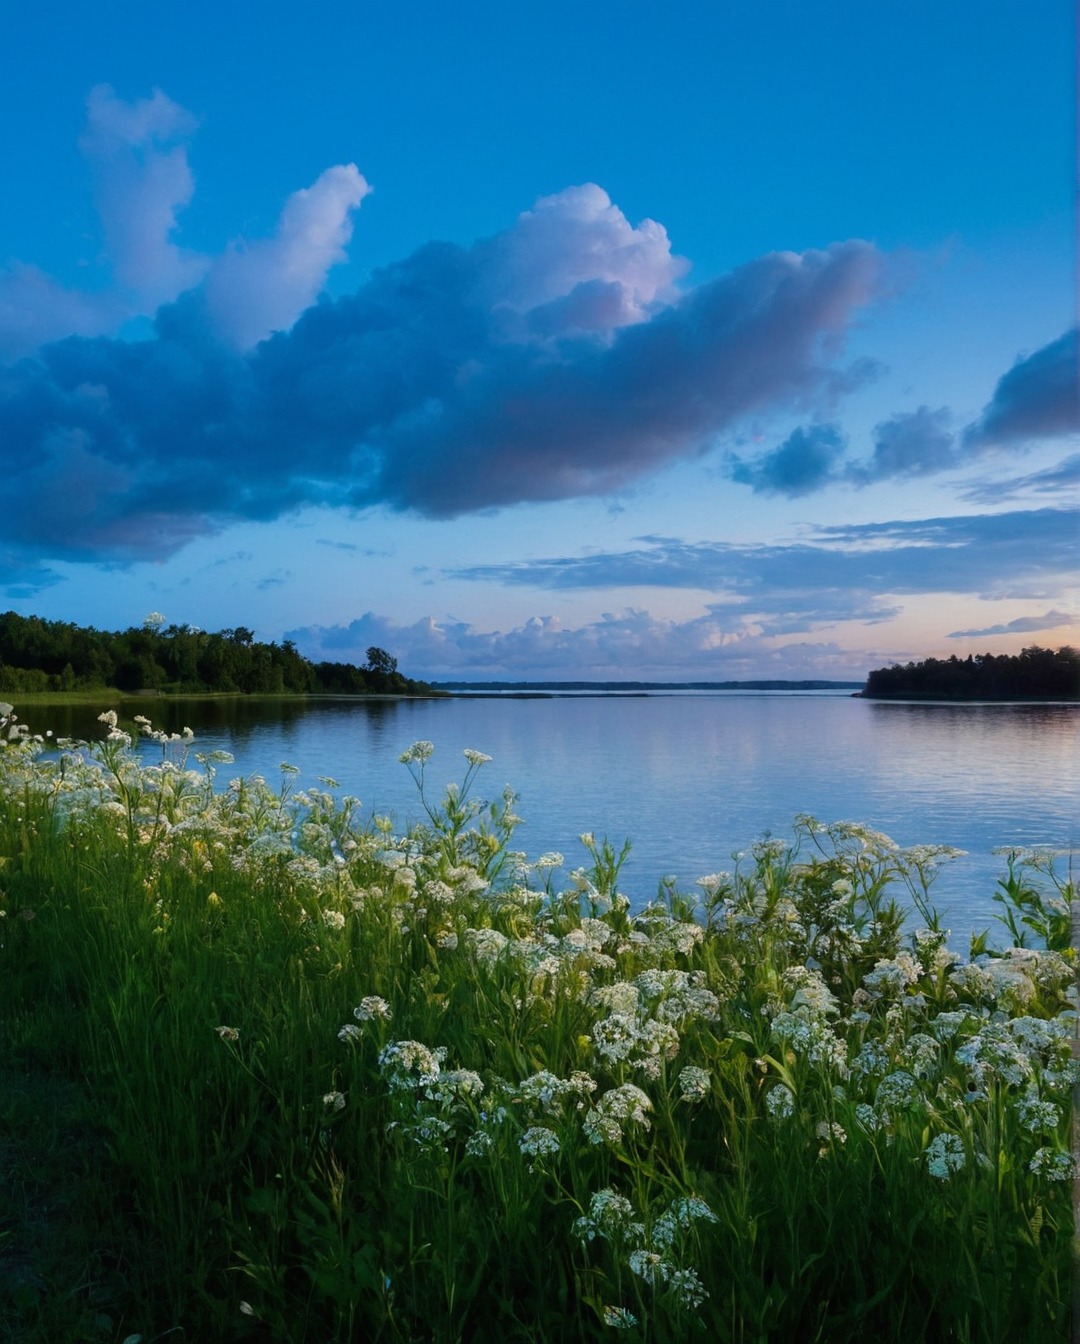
{"left": 0, "top": 706, "right": 1075, "bottom": 1343}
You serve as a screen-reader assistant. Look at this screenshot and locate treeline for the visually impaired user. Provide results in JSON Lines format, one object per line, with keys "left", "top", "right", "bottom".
{"left": 0, "top": 611, "right": 436, "bottom": 697}
{"left": 863, "top": 645, "right": 1080, "bottom": 700}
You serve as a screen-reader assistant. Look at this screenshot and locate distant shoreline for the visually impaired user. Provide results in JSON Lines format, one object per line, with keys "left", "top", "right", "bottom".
{"left": 432, "top": 679, "right": 863, "bottom": 693}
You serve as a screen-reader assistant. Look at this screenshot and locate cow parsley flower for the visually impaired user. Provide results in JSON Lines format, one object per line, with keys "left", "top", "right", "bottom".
{"left": 519, "top": 1126, "right": 561, "bottom": 1160}
{"left": 677, "top": 1066, "right": 711, "bottom": 1103}
{"left": 1029, "top": 1147, "right": 1074, "bottom": 1181}
{"left": 925, "top": 1132, "right": 965, "bottom": 1179}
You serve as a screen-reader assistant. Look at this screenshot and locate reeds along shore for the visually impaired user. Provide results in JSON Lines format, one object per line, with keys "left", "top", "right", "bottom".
{"left": 0, "top": 708, "right": 1076, "bottom": 1342}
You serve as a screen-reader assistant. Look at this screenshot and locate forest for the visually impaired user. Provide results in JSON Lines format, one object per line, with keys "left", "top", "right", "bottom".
{"left": 862, "top": 645, "right": 1079, "bottom": 700}
{"left": 0, "top": 611, "right": 435, "bottom": 697}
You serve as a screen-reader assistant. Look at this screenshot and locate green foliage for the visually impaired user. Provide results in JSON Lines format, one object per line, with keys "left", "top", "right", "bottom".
{"left": 0, "top": 711, "right": 1075, "bottom": 1341}
{"left": 0, "top": 610, "right": 435, "bottom": 697}
{"left": 864, "top": 645, "right": 1080, "bottom": 700}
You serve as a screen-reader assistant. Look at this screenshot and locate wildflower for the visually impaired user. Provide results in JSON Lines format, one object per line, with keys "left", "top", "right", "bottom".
{"left": 627, "top": 1249, "right": 667, "bottom": 1285}
{"left": 651, "top": 1196, "right": 719, "bottom": 1249}
{"left": 854, "top": 1102, "right": 880, "bottom": 1133}
{"left": 765, "top": 1084, "right": 795, "bottom": 1120}
{"left": 398, "top": 741, "right": 434, "bottom": 765}
{"left": 1029, "top": 1147, "right": 1075, "bottom": 1181}
{"left": 573, "top": 1188, "right": 639, "bottom": 1243}
{"left": 465, "top": 1130, "right": 494, "bottom": 1157}
{"left": 602, "top": 1305, "right": 638, "bottom": 1328}
{"left": 519, "top": 1126, "right": 561, "bottom": 1160}
{"left": 1015, "top": 1091, "right": 1061, "bottom": 1134}
{"left": 666, "top": 1266, "right": 709, "bottom": 1310}
{"left": 322, "top": 1091, "right": 346, "bottom": 1112}
{"left": 378, "top": 1040, "right": 444, "bottom": 1090}
{"left": 354, "top": 996, "right": 392, "bottom": 1021}
{"left": 465, "top": 927, "right": 509, "bottom": 964}
{"left": 322, "top": 909, "right": 346, "bottom": 931}
{"left": 875, "top": 1070, "right": 919, "bottom": 1111}
{"left": 463, "top": 748, "right": 492, "bottom": 766}
{"left": 583, "top": 1085, "right": 652, "bottom": 1145}
{"left": 338, "top": 1024, "right": 363, "bottom": 1043}
{"left": 677, "top": 1066, "right": 711, "bottom": 1103}
{"left": 215, "top": 1025, "right": 240, "bottom": 1042}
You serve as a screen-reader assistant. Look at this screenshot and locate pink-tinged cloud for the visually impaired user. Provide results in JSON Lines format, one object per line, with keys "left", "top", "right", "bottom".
{"left": 477, "top": 183, "right": 689, "bottom": 337}
{"left": 946, "top": 609, "right": 1077, "bottom": 639}
{"left": 204, "top": 164, "right": 372, "bottom": 349}
{"left": 284, "top": 609, "right": 872, "bottom": 682}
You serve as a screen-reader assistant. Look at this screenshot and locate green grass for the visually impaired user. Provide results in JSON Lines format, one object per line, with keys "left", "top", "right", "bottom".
{"left": 0, "top": 715, "right": 1075, "bottom": 1342}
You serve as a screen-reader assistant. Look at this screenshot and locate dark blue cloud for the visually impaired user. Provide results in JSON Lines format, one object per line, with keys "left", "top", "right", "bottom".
{"left": 0, "top": 229, "right": 881, "bottom": 567}
{"left": 848, "top": 405, "right": 956, "bottom": 482}
{"left": 965, "top": 326, "right": 1079, "bottom": 448}
{"left": 728, "top": 423, "right": 848, "bottom": 495}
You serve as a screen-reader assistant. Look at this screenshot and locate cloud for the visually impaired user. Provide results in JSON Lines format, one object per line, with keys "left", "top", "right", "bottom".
{"left": 946, "top": 609, "right": 1077, "bottom": 639}
{"left": 0, "top": 87, "right": 368, "bottom": 362}
{"left": 285, "top": 608, "right": 872, "bottom": 681}
{"left": 960, "top": 451, "right": 1080, "bottom": 504}
{"left": 728, "top": 423, "right": 848, "bottom": 495}
{"left": 203, "top": 164, "right": 371, "bottom": 349}
{"left": 965, "top": 327, "right": 1080, "bottom": 449}
{"left": 0, "top": 129, "right": 883, "bottom": 565}
{"left": 449, "top": 507, "right": 1079, "bottom": 611}
{"left": 78, "top": 84, "right": 208, "bottom": 308}
{"left": 728, "top": 323, "right": 1078, "bottom": 498}
{"left": 849, "top": 405, "right": 957, "bottom": 482}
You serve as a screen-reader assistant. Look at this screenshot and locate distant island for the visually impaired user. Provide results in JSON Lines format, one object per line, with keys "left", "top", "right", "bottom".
{"left": 0, "top": 611, "right": 436, "bottom": 698}
{"left": 861, "top": 646, "right": 1079, "bottom": 701}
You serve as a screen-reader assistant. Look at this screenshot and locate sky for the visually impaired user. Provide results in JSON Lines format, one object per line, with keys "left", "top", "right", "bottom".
{"left": 1, "top": 0, "right": 1076, "bottom": 681}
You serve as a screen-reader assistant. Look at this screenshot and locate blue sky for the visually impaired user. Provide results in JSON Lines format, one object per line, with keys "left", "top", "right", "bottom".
{"left": 1, "top": 0, "right": 1076, "bottom": 679}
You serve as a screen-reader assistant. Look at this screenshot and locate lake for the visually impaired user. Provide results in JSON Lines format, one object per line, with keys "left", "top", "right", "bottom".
{"left": 22, "top": 691, "right": 1080, "bottom": 942}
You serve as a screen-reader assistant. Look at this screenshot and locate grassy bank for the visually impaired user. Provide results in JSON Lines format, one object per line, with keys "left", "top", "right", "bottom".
{"left": 0, "top": 709, "right": 1076, "bottom": 1341}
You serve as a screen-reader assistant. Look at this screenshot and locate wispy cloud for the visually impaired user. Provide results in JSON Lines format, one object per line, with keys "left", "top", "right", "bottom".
{"left": 960, "top": 451, "right": 1080, "bottom": 504}
{"left": 946, "top": 609, "right": 1076, "bottom": 639}
{"left": 450, "top": 508, "right": 1079, "bottom": 610}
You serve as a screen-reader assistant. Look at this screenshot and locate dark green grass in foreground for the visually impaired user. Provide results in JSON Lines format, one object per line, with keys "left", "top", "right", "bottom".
{"left": 0, "top": 713, "right": 1075, "bottom": 1342}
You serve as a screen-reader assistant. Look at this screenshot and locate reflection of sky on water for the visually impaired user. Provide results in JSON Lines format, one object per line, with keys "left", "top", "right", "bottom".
{"left": 27, "top": 693, "right": 1079, "bottom": 946}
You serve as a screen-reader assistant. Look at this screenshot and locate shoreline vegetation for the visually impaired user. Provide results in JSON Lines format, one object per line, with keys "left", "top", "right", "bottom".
{"left": 860, "top": 646, "right": 1080, "bottom": 702}
{"left": 0, "top": 710, "right": 1075, "bottom": 1341}
{"left": 0, "top": 610, "right": 441, "bottom": 699}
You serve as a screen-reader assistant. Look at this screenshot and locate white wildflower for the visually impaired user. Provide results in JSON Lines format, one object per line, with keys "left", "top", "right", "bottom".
{"left": 398, "top": 741, "right": 434, "bottom": 764}
{"left": 1029, "top": 1147, "right": 1075, "bottom": 1181}
{"left": 519, "top": 1126, "right": 561, "bottom": 1159}
{"left": 765, "top": 1084, "right": 795, "bottom": 1120}
{"left": 677, "top": 1066, "right": 711, "bottom": 1103}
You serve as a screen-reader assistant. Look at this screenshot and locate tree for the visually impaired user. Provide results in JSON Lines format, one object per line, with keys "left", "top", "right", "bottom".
{"left": 365, "top": 646, "right": 398, "bottom": 676}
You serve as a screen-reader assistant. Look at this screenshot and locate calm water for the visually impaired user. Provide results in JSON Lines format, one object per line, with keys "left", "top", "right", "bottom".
{"left": 26, "top": 692, "right": 1080, "bottom": 941}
